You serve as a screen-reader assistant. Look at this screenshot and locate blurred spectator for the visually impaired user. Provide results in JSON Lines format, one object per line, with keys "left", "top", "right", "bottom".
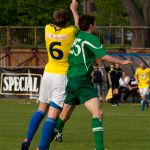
{"left": 91, "top": 64, "right": 103, "bottom": 100}
{"left": 103, "top": 32, "right": 111, "bottom": 44}
{"left": 119, "top": 71, "right": 130, "bottom": 90}
{"left": 135, "top": 61, "right": 150, "bottom": 111}
{"left": 115, "top": 31, "right": 121, "bottom": 44}
{"left": 119, "top": 72, "right": 138, "bottom": 102}
{"left": 106, "top": 63, "right": 122, "bottom": 106}
{"left": 126, "top": 30, "right": 132, "bottom": 41}
{"left": 128, "top": 78, "right": 139, "bottom": 102}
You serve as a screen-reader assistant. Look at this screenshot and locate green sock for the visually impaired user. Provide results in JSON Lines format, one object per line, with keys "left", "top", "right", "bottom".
{"left": 92, "top": 118, "right": 104, "bottom": 150}
{"left": 49, "top": 117, "right": 64, "bottom": 143}
{"left": 55, "top": 117, "right": 64, "bottom": 132}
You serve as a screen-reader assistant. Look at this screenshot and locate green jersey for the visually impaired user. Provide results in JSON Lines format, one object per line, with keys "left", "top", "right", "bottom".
{"left": 67, "top": 31, "right": 107, "bottom": 77}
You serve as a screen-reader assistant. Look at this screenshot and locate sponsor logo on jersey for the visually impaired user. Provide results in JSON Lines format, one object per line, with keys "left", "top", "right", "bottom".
{"left": 46, "top": 33, "right": 67, "bottom": 40}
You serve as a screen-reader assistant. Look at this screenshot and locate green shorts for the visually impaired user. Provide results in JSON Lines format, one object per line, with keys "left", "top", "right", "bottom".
{"left": 64, "top": 75, "right": 98, "bottom": 105}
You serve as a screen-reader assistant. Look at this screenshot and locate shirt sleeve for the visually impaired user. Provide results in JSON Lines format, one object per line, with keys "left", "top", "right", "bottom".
{"left": 85, "top": 35, "right": 107, "bottom": 58}
{"left": 69, "top": 25, "right": 80, "bottom": 36}
{"left": 119, "top": 78, "right": 123, "bottom": 86}
{"left": 148, "top": 68, "right": 150, "bottom": 80}
{"left": 126, "top": 76, "right": 130, "bottom": 84}
{"left": 135, "top": 68, "right": 139, "bottom": 76}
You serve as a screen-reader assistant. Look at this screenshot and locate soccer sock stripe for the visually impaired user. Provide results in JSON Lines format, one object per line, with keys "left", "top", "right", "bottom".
{"left": 38, "top": 117, "right": 56, "bottom": 150}
{"left": 26, "top": 110, "right": 46, "bottom": 143}
{"left": 49, "top": 117, "right": 64, "bottom": 143}
{"left": 92, "top": 118, "right": 104, "bottom": 150}
{"left": 93, "top": 127, "right": 103, "bottom": 132}
{"left": 37, "top": 109, "right": 46, "bottom": 116}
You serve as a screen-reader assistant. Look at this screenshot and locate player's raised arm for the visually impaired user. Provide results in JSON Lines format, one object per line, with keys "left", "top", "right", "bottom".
{"left": 70, "top": 0, "right": 79, "bottom": 26}
{"left": 101, "top": 55, "right": 133, "bottom": 65}
{"left": 134, "top": 69, "right": 139, "bottom": 83}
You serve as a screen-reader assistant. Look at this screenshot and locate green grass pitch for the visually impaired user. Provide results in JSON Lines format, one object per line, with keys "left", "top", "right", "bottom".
{"left": 0, "top": 100, "right": 150, "bottom": 150}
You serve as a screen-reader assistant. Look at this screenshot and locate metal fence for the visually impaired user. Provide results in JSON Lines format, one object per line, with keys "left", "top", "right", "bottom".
{"left": 0, "top": 26, "right": 45, "bottom": 49}
{"left": 0, "top": 26, "right": 150, "bottom": 49}
{"left": 97, "top": 26, "right": 150, "bottom": 49}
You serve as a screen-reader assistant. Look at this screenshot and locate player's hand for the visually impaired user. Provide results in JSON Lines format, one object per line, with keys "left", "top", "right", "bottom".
{"left": 135, "top": 79, "right": 138, "bottom": 84}
{"left": 70, "top": 0, "right": 78, "bottom": 12}
{"left": 109, "top": 81, "right": 112, "bottom": 87}
{"left": 146, "top": 80, "right": 150, "bottom": 84}
{"left": 129, "top": 87, "right": 133, "bottom": 91}
{"left": 122, "top": 59, "right": 133, "bottom": 65}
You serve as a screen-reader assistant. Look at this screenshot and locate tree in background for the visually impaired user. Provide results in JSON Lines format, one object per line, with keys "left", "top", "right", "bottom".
{"left": 1, "top": 0, "right": 150, "bottom": 48}
{"left": 122, "top": 0, "right": 150, "bottom": 47}
{"left": 0, "top": 0, "right": 82, "bottom": 25}
{"left": 0, "top": 0, "right": 82, "bottom": 47}
{"left": 92, "top": 0, "right": 150, "bottom": 48}
{"left": 0, "top": 0, "right": 18, "bottom": 25}
{"left": 94, "top": 0, "right": 129, "bottom": 26}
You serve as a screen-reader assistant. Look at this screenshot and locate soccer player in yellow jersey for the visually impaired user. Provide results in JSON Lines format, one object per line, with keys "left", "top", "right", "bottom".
{"left": 135, "top": 60, "right": 150, "bottom": 111}
{"left": 21, "top": 1, "right": 79, "bottom": 150}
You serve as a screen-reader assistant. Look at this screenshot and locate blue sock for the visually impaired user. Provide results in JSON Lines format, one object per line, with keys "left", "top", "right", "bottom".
{"left": 26, "top": 110, "right": 46, "bottom": 143}
{"left": 38, "top": 118, "right": 56, "bottom": 150}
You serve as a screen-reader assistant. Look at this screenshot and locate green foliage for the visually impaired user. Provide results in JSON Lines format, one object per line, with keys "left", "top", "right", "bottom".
{"left": 0, "top": 0, "right": 81, "bottom": 26}
{"left": 0, "top": 0, "right": 17, "bottom": 25}
{"left": 0, "top": 0, "right": 142, "bottom": 26}
{"left": 94, "top": 0, "right": 129, "bottom": 26}
{"left": 133, "top": 0, "right": 143, "bottom": 10}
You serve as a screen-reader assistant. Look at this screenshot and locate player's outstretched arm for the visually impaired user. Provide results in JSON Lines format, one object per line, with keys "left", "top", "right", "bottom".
{"left": 101, "top": 55, "right": 132, "bottom": 65}
{"left": 134, "top": 70, "right": 139, "bottom": 84}
{"left": 70, "top": 0, "right": 79, "bottom": 26}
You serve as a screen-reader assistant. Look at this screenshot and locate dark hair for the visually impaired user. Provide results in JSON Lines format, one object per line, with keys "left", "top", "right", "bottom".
{"left": 79, "top": 15, "right": 95, "bottom": 31}
{"left": 140, "top": 60, "right": 145, "bottom": 63}
{"left": 53, "top": 9, "right": 70, "bottom": 28}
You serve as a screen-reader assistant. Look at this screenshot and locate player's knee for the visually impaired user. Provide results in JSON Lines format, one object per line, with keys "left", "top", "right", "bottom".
{"left": 98, "top": 109, "right": 103, "bottom": 118}
{"left": 59, "top": 112, "right": 70, "bottom": 122}
{"left": 92, "top": 109, "right": 103, "bottom": 119}
{"left": 38, "top": 103, "right": 49, "bottom": 113}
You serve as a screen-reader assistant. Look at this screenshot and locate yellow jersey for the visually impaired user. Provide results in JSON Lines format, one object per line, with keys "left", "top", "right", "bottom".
{"left": 44, "top": 24, "right": 79, "bottom": 74}
{"left": 135, "top": 67, "right": 150, "bottom": 88}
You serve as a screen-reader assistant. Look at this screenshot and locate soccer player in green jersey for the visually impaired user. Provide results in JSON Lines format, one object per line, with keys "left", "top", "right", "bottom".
{"left": 54, "top": 15, "right": 132, "bottom": 150}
